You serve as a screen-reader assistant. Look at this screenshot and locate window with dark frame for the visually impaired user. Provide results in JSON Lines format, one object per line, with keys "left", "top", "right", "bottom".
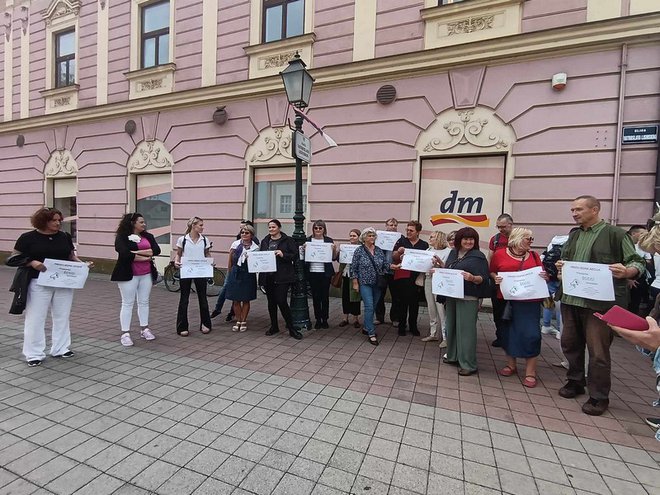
{"left": 141, "top": 0, "right": 170, "bottom": 69}
{"left": 263, "top": 0, "right": 304, "bottom": 43}
{"left": 55, "top": 30, "right": 75, "bottom": 88}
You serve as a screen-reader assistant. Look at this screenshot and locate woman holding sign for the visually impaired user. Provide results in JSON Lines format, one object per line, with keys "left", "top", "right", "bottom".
{"left": 12, "top": 207, "right": 92, "bottom": 366}
{"left": 225, "top": 224, "right": 260, "bottom": 332}
{"left": 305, "top": 220, "right": 337, "bottom": 329}
{"left": 352, "top": 228, "right": 397, "bottom": 345}
{"left": 422, "top": 231, "right": 451, "bottom": 345}
{"left": 438, "top": 227, "right": 490, "bottom": 376}
{"left": 489, "top": 227, "right": 547, "bottom": 388}
{"left": 174, "top": 217, "right": 213, "bottom": 336}
{"left": 338, "top": 229, "right": 362, "bottom": 328}
{"left": 111, "top": 213, "right": 161, "bottom": 347}
{"left": 259, "top": 219, "right": 303, "bottom": 340}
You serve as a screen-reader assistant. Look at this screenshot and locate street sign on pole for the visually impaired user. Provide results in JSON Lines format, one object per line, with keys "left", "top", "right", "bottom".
{"left": 293, "top": 131, "right": 312, "bottom": 163}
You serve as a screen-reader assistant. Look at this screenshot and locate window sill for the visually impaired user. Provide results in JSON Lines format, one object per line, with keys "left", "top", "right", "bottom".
{"left": 244, "top": 33, "right": 316, "bottom": 79}
{"left": 124, "top": 63, "right": 176, "bottom": 100}
{"left": 40, "top": 85, "right": 80, "bottom": 114}
{"left": 421, "top": 0, "right": 524, "bottom": 50}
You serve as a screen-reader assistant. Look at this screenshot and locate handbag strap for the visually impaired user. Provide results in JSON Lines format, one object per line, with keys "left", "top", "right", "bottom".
{"left": 365, "top": 248, "right": 382, "bottom": 274}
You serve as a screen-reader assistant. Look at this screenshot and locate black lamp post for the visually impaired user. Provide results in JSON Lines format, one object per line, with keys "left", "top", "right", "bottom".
{"left": 280, "top": 54, "right": 314, "bottom": 332}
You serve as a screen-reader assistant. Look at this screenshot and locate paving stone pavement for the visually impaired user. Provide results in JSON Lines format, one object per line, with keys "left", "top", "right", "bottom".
{"left": 0, "top": 267, "right": 659, "bottom": 495}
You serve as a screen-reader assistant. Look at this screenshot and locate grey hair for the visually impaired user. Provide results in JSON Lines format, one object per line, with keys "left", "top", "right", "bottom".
{"left": 360, "top": 227, "right": 377, "bottom": 244}
{"left": 639, "top": 225, "right": 660, "bottom": 254}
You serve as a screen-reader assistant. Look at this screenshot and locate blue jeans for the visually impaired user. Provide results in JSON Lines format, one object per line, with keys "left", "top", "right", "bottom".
{"left": 542, "top": 280, "right": 560, "bottom": 327}
{"left": 214, "top": 284, "right": 227, "bottom": 312}
{"left": 359, "top": 283, "right": 381, "bottom": 336}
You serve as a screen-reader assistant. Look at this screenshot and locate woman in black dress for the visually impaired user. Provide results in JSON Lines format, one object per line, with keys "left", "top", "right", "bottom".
{"left": 225, "top": 225, "right": 259, "bottom": 332}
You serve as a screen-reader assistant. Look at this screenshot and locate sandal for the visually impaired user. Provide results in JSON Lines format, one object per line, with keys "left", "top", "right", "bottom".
{"left": 200, "top": 325, "right": 211, "bottom": 334}
{"left": 353, "top": 321, "right": 361, "bottom": 329}
{"left": 522, "top": 375, "right": 537, "bottom": 388}
{"left": 498, "top": 366, "right": 517, "bottom": 377}
{"left": 232, "top": 323, "right": 241, "bottom": 332}
{"left": 338, "top": 320, "right": 349, "bottom": 327}
{"left": 368, "top": 335, "right": 379, "bottom": 346}
{"left": 239, "top": 322, "right": 248, "bottom": 333}
{"left": 179, "top": 330, "right": 189, "bottom": 337}
{"left": 458, "top": 368, "right": 478, "bottom": 376}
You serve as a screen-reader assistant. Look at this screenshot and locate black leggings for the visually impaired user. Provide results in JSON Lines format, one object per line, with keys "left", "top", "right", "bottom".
{"left": 341, "top": 276, "right": 360, "bottom": 316}
{"left": 265, "top": 281, "right": 293, "bottom": 331}
{"left": 177, "top": 278, "right": 212, "bottom": 334}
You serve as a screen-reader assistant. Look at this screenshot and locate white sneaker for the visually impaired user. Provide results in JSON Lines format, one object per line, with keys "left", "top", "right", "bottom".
{"left": 120, "top": 333, "right": 133, "bottom": 347}
{"left": 421, "top": 335, "right": 439, "bottom": 342}
{"left": 140, "top": 328, "right": 156, "bottom": 341}
{"left": 541, "top": 325, "right": 559, "bottom": 336}
{"left": 555, "top": 331, "right": 561, "bottom": 340}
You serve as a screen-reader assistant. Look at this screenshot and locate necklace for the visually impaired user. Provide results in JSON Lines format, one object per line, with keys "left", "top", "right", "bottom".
{"left": 508, "top": 248, "right": 526, "bottom": 258}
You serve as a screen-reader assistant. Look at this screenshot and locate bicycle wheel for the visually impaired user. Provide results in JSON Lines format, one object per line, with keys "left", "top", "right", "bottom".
{"left": 163, "top": 264, "right": 181, "bottom": 292}
{"left": 206, "top": 268, "right": 225, "bottom": 297}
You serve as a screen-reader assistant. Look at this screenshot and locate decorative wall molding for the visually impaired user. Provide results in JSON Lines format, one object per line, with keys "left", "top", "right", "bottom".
{"left": 3, "top": 12, "right": 11, "bottom": 42}
{"left": 421, "top": 0, "right": 523, "bottom": 50}
{"left": 248, "top": 127, "right": 293, "bottom": 163}
{"left": 99, "top": 0, "right": 107, "bottom": 10}
{"left": 128, "top": 140, "right": 174, "bottom": 172}
{"left": 125, "top": 64, "right": 176, "bottom": 100}
{"left": 244, "top": 33, "right": 316, "bottom": 79}
{"left": 40, "top": 85, "right": 80, "bottom": 114}
{"left": 447, "top": 15, "right": 495, "bottom": 36}
{"left": 42, "top": 0, "right": 81, "bottom": 26}
{"left": 417, "top": 107, "right": 516, "bottom": 154}
{"left": 19, "top": 6, "right": 29, "bottom": 33}
{"left": 45, "top": 149, "right": 77, "bottom": 177}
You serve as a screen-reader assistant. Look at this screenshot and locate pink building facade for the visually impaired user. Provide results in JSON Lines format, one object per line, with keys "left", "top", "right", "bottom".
{"left": 0, "top": 0, "right": 659, "bottom": 266}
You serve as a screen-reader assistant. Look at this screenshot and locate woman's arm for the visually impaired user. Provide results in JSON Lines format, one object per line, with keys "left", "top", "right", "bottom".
{"left": 174, "top": 247, "right": 183, "bottom": 267}
{"left": 115, "top": 236, "right": 136, "bottom": 263}
{"left": 280, "top": 238, "right": 298, "bottom": 262}
{"left": 148, "top": 234, "right": 161, "bottom": 257}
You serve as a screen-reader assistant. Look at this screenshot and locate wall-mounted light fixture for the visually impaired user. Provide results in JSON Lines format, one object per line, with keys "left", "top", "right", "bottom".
{"left": 213, "top": 106, "right": 228, "bottom": 125}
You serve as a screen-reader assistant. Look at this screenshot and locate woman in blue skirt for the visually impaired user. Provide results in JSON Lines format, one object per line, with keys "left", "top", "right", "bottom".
{"left": 490, "top": 227, "right": 548, "bottom": 388}
{"left": 225, "top": 225, "right": 259, "bottom": 332}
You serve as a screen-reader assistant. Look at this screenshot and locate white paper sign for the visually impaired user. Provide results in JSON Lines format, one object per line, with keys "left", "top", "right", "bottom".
{"left": 431, "top": 269, "right": 464, "bottom": 298}
{"left": 304, "top": 242, "right": 333, "bottom": 263}
{"left": 499, "top": 266, "right": 550, "bottom": 300}
{"left": 248, "top": 251, "right": 277, "bottom": 273}
{"left": 339, "top": 244, "right": 359, "bottom": 264}
{"left": 562, "top": 261, "right": 615, "bottom": 301}
{"left": 375, "top": 231, "right": 402, "bottom": 251}
{"left": 401, "top": 249, "right": 435, "bottom": 273}
{"left": 37, "top": 259, "right": 89, "bottom": 289}
{"left": 180, "top": 257, "right": 214, "bottom": 279}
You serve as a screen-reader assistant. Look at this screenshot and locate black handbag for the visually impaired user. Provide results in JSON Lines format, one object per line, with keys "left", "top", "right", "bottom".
{"left": 501, "top": 301, "right": 513, "bottom": 321}
{"left": 366, "top": 250, "right": 387, "bottom": 289}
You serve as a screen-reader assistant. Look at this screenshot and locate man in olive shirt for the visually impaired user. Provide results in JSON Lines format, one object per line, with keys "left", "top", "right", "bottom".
{"left": 557, "top": 195, "right": 645, "bottom": 416}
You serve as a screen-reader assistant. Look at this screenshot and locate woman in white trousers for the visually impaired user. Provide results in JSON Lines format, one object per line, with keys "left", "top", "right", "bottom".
{"left": 13, "top": 207, "right": 92, "bottom": 366}
{"left": 422, "top": 231, "right": 452, "bottom": 347}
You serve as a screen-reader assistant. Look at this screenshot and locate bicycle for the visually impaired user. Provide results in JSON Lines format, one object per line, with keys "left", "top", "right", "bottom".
{"left": 163, "top": 261, "right": 225, "bottom": 297}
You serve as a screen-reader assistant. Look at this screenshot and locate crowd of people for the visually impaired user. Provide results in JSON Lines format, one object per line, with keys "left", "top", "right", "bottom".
{"left": 7, "top": 196, "right": 660, "bottom": 434}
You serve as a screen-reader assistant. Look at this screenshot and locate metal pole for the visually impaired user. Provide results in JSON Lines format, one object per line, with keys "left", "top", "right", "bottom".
{"left": 290, "top": 113, "right": 310, "bottom": 331}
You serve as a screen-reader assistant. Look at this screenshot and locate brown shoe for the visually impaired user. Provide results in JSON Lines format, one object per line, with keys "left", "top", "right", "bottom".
{"left": 558, "top": 381, "right": 585, "bottom": 399}
{"left": 582, "top": 398, "right": 609, "bottom": 416}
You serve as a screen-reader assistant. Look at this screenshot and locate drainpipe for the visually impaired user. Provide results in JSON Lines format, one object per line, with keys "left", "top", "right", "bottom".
{"left": 610, "top": 44, "right": 628, "bottom": 225}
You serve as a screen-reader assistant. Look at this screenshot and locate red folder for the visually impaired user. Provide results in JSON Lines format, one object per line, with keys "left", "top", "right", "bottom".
{"left": 593, "top": 305, "right": 649, "bottom": 331}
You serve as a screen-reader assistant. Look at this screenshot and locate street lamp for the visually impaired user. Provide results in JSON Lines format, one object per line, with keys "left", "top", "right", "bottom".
{"left": 280, "top": 54, "right": 314, "bottom": 332}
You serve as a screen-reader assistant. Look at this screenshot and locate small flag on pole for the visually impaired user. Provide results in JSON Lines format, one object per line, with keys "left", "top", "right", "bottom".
{"left": 291, "top": 106, "right": 338, "bottom": 148}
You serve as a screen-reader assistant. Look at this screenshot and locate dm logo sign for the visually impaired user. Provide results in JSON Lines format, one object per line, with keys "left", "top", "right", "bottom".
{"left": 430, "top": 190, "right": 490, "bottom": 228}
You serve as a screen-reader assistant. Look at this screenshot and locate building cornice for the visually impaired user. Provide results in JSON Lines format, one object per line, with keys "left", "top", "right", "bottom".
{"left": 1, "top": 12, "right": 659, "bottom": 135}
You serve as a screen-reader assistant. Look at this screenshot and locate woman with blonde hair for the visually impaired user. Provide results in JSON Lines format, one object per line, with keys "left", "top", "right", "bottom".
{"left": 351, "top": 227, "right": 397, "bottom": 345}
{"left": 490, "top": 227, "right": 548, "bottom": 387}
{"left": 174, "top": 217, "right": 213, "bottom": 336}
{"left": 641, "top": 226, "right": 660, "bottom": 304}
{"left": 422, "top": 231, "right": 451, "bottom": 345}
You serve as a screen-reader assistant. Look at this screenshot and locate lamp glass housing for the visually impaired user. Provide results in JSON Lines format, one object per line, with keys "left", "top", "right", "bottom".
{"left": 280, "top": 55, "right": 314, "bottom": 109}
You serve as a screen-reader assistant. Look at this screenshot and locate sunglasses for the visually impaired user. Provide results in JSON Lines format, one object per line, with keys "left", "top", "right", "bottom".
{"left": 524, "top": 237, "right": 535, "bottom": 241}
{"left": 240, "top": 230, "right": 251, "bottom": 234}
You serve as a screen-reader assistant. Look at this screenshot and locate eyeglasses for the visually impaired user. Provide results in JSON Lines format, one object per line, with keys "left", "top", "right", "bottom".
{"left": 524, "top": 237, "right": 534, "bottom": 241}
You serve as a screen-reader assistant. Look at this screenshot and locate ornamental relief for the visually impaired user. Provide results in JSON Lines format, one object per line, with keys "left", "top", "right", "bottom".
{"left": 42, "top": 0, "right": 81, "bottom": 26}
{"left": 447, "top": 15, "right": 494, "bottom": 36}
{"left": 419, "top": 108, "right": 515, "bottom": 153}
{"left": 138, "top": 78, "right": 164, "bottom": 92}
{"left": 129, "top": 140, "right": 173, "bottom": 172}
{"left": 45, "top": 150, "right": 77, "bottom": 178}
{"left": 261, "top": 51, "right": 297, "bottom": 70}
{"left": 249, "top": 128, "right": 293, "bottom": 163}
